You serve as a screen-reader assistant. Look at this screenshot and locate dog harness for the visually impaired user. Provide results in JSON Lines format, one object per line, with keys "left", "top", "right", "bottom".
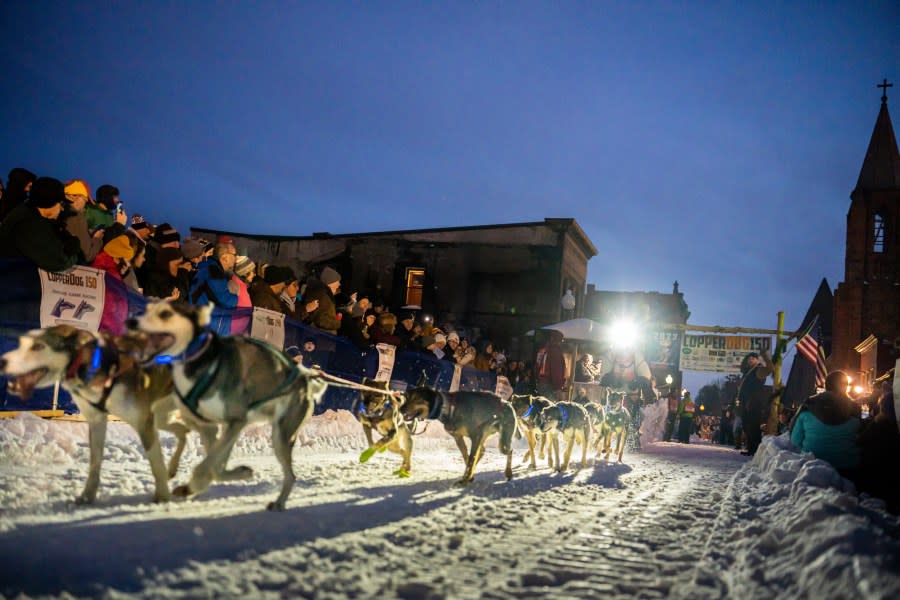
{"left": 558, "top": 403, "right": 570, "bottom": 428}
{"left": 169, "top": 334, "right": 303, "bottom": 421}
{"left": 66, "top": 341, "right": 120, "bottom": 413}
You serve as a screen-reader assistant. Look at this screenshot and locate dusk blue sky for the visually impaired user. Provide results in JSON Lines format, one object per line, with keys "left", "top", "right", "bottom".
{"left": 2, "top": 2, "right": 898, "bottom": 389}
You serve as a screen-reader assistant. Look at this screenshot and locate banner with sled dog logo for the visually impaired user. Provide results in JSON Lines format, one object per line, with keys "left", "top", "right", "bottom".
{"left": 374, "top": 343, "right": 396, "bottom": 382}
{"left": 250, "top": 307, "right": 286, "bottom": 349}
{"left": 38, "top": 266, "right": 105, "bottom": 332}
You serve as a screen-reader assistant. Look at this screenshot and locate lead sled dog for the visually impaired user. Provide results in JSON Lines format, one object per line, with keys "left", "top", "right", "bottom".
{"left": 133, "top": 300, "right": 328, "bottom": 511}
{"left": 0, "top": 325, "right": 203, "bottom": 504}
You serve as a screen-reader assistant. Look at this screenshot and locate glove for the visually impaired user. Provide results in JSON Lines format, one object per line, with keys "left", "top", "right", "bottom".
{"left": 227, "top": 280, "right": 239, "bottom": 295}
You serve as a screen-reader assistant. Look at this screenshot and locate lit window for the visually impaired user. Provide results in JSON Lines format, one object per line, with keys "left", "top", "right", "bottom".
{"left": 404, "top": 268, "right": 425, "bottom": 307}
{"left": 873, "top": 213, "right": 885, "bottom": 253}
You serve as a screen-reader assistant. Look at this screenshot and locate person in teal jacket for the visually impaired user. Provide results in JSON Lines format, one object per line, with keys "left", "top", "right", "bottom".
{"left": 790, "top": 370, "right": 861, "bottom": 473}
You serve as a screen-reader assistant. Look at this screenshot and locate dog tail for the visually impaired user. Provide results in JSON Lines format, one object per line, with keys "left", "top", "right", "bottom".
{"left": 499, "top": 402, "right": 517, "bottom": 456}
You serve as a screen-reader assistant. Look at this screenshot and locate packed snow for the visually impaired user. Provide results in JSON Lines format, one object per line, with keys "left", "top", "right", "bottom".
{"left": 0, "top": 407, "right": 898, "bottom": 599}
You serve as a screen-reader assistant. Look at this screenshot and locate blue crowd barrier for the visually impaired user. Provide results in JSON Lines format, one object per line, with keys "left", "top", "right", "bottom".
{"left": 0, "top": 258, "right": 500, "bottom": 414}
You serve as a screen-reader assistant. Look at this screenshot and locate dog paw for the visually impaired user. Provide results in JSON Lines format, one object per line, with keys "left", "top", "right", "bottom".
{"left": 172, "top": 485, "right": 193, "bottom": 498}
{"left": 153, "top": 492, "right": 172, "bottom": 503}
{"left": 74, "top": 494, "right": 95, "bottom": 505}
{"left": 359, "top": 447, "right": 376, "bottom": 464}
{"left": 227, "top": 465, "right": 254, "bottom": 480}
{"left": 394, "top": 468, "right": 411, "bottom": 478}
{"left": 266, "top": 501, "right": 286, "bottom": 512}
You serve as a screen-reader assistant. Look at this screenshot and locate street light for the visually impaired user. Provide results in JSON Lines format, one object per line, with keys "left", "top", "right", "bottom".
{"left": 561, "top": 289, "right": 576, "bottom": 312}
{"left": 608, "top": 319, "right": 638, "bottom": 349}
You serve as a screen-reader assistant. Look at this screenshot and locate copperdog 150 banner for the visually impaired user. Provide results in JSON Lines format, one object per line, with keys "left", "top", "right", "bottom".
{"left": 38, "top": 266, "right": 106, "bottom": 332}
{"left": 680, "top": 334, "right": 772, "bottom": 374}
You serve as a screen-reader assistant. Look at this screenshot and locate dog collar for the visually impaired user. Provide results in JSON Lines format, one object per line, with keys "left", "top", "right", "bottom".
{"left": 155, "top": 331, "right": 212, "bottom": 365}
{"left": 523, "top": 402, "right": 536, "bottom": 418}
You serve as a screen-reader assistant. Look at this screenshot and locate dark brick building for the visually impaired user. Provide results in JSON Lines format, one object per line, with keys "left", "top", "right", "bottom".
{"left": 832, "top": 87, "right": 900, "bottom": 385}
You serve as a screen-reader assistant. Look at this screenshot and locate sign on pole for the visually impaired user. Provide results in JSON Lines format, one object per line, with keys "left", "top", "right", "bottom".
{"left": 249, "top": 307, "right": 285, "bottom": 349}
{"left": 38, "top": 266, "right": 106, "bottom": 332}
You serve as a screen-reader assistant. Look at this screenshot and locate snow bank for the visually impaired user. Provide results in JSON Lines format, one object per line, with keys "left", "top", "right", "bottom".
{"left": 679, "top": 433, "right": 900, "bottom": 599}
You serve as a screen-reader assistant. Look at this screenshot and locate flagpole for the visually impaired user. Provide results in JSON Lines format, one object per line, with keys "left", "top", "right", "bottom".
{"left": 766, "top": 311, "right": 785, "bottom": 436}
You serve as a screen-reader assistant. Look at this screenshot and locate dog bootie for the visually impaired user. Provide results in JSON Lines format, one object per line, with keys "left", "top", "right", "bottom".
{"left": 359, "top": 447, "right": 376, "bottom": 463}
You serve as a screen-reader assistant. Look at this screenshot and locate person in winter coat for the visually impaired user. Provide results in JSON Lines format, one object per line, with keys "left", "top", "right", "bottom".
{"left": 61, "top": 179, "right": 103, "bottom": 263}
{"left": 0, "top": 177, "right": 81, "bottom": 272}
{"left": 856, "top": 391, "right": 900, "bottom": 514}
{"left": 0, "top": 167, "right": 37, "bottom": 222}
{"left": 368, "top": 312, "right": 403, "bottom": 347}
{"left": 790, "top": 370, "right": 861, "bottom": 473}
{"left": 719, "top": 407, "right": 735, "bottom": 446}
{"left": 535, "top": 330, "right": 566, "bottom": 401}
{"left": 303, "top": 266, "right": 342, "bottom": 335}
{"left": 144, "top": 247, "right": 186, "bottom": 301}
{"left": 91, "top": 234, "right": 134, "bottom": 336}
{"left": 250, "top": 265, "right": 290, "bottom": 312}
{"left": 189, "top": 240, "right": 239, "bottom": 308}
{"left": 677, "top": 392, "right": 696, "bottom": 444}
{"left": 337, "top": 292, "right": 370, "bottom": 350}
{"left": 738, "top": 349, "right": 773, "bottom": 456}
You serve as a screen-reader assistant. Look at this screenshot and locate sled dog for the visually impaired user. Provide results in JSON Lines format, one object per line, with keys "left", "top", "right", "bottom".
{"left": 353, "top": 378, "right": 412, "bottom": 477}
{"left": 400, "top": 387, "right": 516, "bottom": 484}
{"left": 509, "top": 394, "right": 556, "bottom": 469}
{"left": 133, "top": 300, "right": 328, "bottom": 511}
{"left": 536, "top": 401, "right": 592, "bottom": 471}
{"left": 0, "top": 325, "right": 201, "bottom": 504}
{"left": 600, "top": 393, "right": 631, "bottom": 463}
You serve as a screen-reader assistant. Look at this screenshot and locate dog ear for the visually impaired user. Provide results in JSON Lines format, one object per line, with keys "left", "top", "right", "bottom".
{"left": 197, "top": 304, "right": 214, "bottom": 328}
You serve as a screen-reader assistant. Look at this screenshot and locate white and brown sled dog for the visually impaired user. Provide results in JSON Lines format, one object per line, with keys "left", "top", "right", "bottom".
{"left": 133, "top": 300, "right": 328, "bottom": 511}
{"left": 0, "top": 325, "right": 197, "bottom": 504}
{"left": 400, "top": 386, "right": 517, "bottom": 484}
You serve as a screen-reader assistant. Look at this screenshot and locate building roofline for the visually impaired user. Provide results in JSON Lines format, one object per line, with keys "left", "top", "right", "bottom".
{"left": 192, "top": 217, "right": 598, "bottom": 254}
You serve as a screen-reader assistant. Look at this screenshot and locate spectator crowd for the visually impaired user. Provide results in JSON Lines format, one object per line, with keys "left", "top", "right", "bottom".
{"left": 0, "top": 168, "right": 529, "bottom": 382}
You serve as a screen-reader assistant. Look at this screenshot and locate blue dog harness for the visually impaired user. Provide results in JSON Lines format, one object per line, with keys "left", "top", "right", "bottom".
{"left": 158, "top": 333, "right": 303, "bottom": 421}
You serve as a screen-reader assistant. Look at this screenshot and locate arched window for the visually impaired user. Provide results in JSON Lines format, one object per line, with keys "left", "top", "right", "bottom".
{"left": 873, "top": 212, "right": 885, "bottom": 253}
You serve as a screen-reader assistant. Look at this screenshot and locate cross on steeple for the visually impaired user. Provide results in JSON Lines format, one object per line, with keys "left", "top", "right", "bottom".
{"left": 877, "top": 78, "right": 892, "bottom": 104}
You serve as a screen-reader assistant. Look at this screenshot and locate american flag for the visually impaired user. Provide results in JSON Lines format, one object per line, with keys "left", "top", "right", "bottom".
{"left": 796, "top": 315, "right": 827, "bottom": 388}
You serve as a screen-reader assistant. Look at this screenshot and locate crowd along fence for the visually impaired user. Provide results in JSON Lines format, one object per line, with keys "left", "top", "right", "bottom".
{"left": 0, "top": 259, "right": 508, "bottom": 414}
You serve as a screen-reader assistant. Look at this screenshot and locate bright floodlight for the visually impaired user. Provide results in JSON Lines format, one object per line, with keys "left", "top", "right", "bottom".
{"left": 609, "top": 319, "right": 638, "bottom": 348}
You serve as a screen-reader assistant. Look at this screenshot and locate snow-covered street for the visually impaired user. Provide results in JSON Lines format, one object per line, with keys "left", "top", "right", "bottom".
{"left": 1, "top": 411, "right": 898, "bottom": 599}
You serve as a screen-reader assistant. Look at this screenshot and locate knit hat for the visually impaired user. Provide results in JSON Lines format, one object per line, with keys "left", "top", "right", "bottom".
{"left": 153, "top": 223, "right": 180, "bottom": 245}
{"left": 217, "top": 235, "right": 235, "bottom": 245}
{"left": 435, "top": 333, "right": 446, "bottom": 345}
{"left": 263, "top": 265, "right": 287, "bottom": 285}
{"left": 234, "top": 255, "right": 255, "bottom": 278}
{"left": 131, "top": 214, "right": 152, "bottom": 233}
{"left": 103, "top": 234, "right": 135, "bottom": 261}
{"left": 63, "top": 179, "right": 92, "bottom": 201}
{"left": 320, "top": 266, "right": 341, "bottom": 286}
{"left": 421, "top": 335, "right": 436, "bottom": 348}
{"left": 400, "top": 312, "right": 416, "bottom": 323}
{"left": 181, "top": 237, "right": 205, "bottom": 260}
{"left": 281, "top": 266, "right": 297, "bottom": 284}
{"left": 28, "top": 177, "right": 65, "bottom": 209}
{"left": 95, "top": 184, "right": 119, "bottom": 209}
{"left": 447, "top": 331, "right": 460, "bottom": 343}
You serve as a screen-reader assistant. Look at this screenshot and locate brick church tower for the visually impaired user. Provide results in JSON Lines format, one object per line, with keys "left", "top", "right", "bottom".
{"left": 832, "top": 80, "right": 900, "bottom": 386}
